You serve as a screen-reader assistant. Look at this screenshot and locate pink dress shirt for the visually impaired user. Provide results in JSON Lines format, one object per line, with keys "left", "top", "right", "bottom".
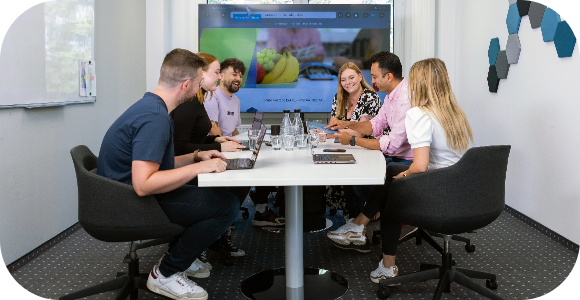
{"left": 369, "top": 78, "right": 414, "bottom": 161}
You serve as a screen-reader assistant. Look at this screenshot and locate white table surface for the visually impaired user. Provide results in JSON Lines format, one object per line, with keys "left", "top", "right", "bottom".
{"left": 198, "top": 133, "right": 386, "bottom": 187}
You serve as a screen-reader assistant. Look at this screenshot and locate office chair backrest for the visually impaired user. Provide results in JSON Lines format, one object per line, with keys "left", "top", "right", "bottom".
{"left": 70, "top": 145, "right": 184, "bottom": 242}
{"left": 387, "top": 145, "right": 511, "bottom": 234}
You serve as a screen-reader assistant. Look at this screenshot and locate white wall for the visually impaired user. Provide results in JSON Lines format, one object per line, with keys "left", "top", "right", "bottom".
{"left": 0, "top": 0, "right": 146, "bottom": 265}
{"left": 440, "top": 0, "right": 580, "bottom": 245}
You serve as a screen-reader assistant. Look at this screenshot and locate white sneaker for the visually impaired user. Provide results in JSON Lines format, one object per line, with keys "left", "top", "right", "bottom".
{"left": 183, "top": 259, "right": 211, "bottom": 279}
{"left": 147, "top": 266, "right": 208, "bottom": 300}
{"left": 327, "top": 218, "right": 366, "bottom": 245}
{"left": 370, "top": 259, "right": 399, "bottom": 284}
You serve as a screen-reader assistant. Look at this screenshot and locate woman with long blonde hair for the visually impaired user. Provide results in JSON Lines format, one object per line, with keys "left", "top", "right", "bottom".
{"left": 326, "top": 62, "right": 382, "bottom": 216}
{"left": 367, "top": 58, "right": 474, "bottom": 284}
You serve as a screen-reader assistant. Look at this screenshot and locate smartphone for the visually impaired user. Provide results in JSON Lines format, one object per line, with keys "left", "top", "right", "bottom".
{"left": 323, "top": 149, "right": 346, "bottom": 152}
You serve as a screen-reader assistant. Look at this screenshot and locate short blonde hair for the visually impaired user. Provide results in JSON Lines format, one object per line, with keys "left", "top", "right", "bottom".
{"left": 335, "top": 62, "right": 373, "bottom": 120}
{"left": 408, "top": 58, "right": 473, "bottom": 152}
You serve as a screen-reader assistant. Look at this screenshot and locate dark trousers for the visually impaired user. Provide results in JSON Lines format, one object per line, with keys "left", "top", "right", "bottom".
{"left": 363, "top": 164, "right": 411, "bottom": 256}
{"left": 344, "top": 157, "right": 412, "bottom": 218}
{"left": 155, "top": 185, "right": 239, "bottom": 277}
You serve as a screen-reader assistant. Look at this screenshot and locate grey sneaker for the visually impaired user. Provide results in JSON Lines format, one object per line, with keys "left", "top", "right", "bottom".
{"left": 327, "top": 218, "right": 366, "bottom": 245}
{"left": 183, "top": 259, "right": 210, "bottom": 279}
{"left": 370, "top": 259, "right": 399, "bottom": 284}
{"left": 147, "top": 266, "right": 208, "bottom": 300}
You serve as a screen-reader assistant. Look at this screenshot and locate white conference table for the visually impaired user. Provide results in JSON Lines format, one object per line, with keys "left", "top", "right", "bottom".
{"left": 198, "top": 133, "right": 386, "bottom": 300}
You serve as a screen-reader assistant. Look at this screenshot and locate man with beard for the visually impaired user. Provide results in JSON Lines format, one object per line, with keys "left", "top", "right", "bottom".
{"left": 97, "top": 49, "right": 239, "bottom": 300}
{"left": 205, "top": 58, "right": 246, "bottom": 137}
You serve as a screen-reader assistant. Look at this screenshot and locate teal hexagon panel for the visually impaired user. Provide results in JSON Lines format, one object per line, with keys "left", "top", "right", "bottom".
{"left": 507, "top": 4, "right": 522, "bottom": 34}
{"left": 541, "top": 8, "right": 560, "bottom": 42}
{"left": 554, "top": 21, "right": 576, "bottom": 58}
{"left": 488, "top": 38, "right": 500, "bottom": 65}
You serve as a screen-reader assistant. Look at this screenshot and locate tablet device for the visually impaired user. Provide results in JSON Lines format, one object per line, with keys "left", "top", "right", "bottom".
{"left": 308, "top": 122, "right": 340, "bottom": 134}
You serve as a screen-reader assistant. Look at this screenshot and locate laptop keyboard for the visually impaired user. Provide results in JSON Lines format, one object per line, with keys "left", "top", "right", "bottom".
{"left": 227, "top": 159, "right": 252, "bottom": 169}
{"left": 314, "top": 154, "right": 339, "bottom": 162}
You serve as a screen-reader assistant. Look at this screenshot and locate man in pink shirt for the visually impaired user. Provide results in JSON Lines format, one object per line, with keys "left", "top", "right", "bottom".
{"left": 326, "top": 52, "right": 415, "bottom": 253}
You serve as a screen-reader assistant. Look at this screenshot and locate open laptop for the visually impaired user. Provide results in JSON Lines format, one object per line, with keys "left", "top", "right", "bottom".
{"left": 312, "top": 148, "right": 356, "bottom": 164}
{"left": 227, "top": 125, "right": 267, "bottom": 170}
{"left": 240, "top": 112, "right": 264, "bottom": 150}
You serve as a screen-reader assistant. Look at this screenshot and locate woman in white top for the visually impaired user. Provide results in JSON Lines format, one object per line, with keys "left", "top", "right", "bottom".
{"left": 368, "top": 58, "right": 474, "bottom": 283}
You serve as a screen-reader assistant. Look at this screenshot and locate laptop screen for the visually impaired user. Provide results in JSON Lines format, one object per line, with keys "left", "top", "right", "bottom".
{"left": 250, "top": 125, "right": 267, "bottom": 162}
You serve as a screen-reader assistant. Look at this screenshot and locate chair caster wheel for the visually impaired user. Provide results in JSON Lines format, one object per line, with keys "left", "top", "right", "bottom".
{"left": 376, "top": 285, "right": 390, "bottom": 299}
{"left": 372, "top": 235, "right": 381, "bottom": 245}
{"left": 329, "top": 208, "right": 337, "bottom": 216}
{"left": 486, "top": 279, "right": 498, "bottom": 290}
{"left": 465, "top": 244, "right": 475, "bottom": 252}
{"left": 242, "top": 211, "right": 250, "bottom": 219}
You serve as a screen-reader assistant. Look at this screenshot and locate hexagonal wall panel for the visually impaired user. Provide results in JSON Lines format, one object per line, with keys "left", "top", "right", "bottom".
{"left": 495, "top": 51, "right": 510, "bottom": 79}
{"left": 528, "top": 2, "right": 546, "bottom": 29}
{"left": 517, "top": 0, "right": 531, "bottom": 17}
{"left": 507, "top": 4, "right": 522, "bottom": 34}
{"left": 554, "top": 21, "right": 577, "bottom": 58}
{"left": 488, "top": 38, "right": 500, "bottom": 65}
{"left": 487, "top": 66, "right": 500, "bottom": 93}
{"left": 541, "top": 8, "right": 560, "bottom": 42}
{"left": 506, "top": 34, "right": 521, "bottom": 64}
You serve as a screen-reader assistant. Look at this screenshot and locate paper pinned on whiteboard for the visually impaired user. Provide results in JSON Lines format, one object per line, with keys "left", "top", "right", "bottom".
{"left": 79, "top": 59, "right": 97, "bottom": 97}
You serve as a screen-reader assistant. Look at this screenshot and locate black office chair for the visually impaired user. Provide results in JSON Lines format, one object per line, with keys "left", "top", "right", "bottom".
{"left": 377, "top": 145, "right": 511, "bottom": 300}
{"left": 60, "top": 145, "right": 186, "bottom": 300}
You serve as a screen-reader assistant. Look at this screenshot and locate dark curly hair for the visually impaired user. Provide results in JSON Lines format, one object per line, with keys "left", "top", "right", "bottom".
{"left": 220, "top": 58, "right": 246, "bottom": 76}
{"left": 369, "top": 51, "right": 403, "bottom": 80}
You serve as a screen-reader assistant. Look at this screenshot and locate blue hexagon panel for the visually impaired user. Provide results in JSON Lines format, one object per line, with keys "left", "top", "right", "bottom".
{"left": 541, "top": 8, "right": 560, "bottom": 42}
{"left": 554, "top": 21, "right": 577, "bottom": 58}
{"left": 507, "top": 4, "right": 522, "bottom": 34}
{"left": 488, "top": 38, "right": 500, "bottom": 65}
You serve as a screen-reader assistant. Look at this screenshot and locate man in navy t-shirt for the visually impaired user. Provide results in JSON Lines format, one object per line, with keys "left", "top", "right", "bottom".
{"left": 98, "top": 49, "right": 239, "bottom": 300}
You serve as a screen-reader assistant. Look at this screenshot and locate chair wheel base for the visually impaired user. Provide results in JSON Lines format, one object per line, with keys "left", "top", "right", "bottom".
{"left": 465, "top": 244, "right": 476, "bottom": 252}
{"left": 376, "top": 285, "right": 390, "bottom": 299}
{"left": 486, "top": 279, "right": 498, "bottom": 290}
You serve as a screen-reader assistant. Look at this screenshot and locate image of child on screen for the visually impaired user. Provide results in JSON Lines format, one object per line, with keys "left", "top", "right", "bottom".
{"left": 267, "top": 28, "right": 325, "bottom": 63}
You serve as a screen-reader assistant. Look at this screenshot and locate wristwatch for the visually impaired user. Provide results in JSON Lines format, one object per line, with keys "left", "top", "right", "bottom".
{"left": 349, "top": 135, "right": 356, "bottom": 147}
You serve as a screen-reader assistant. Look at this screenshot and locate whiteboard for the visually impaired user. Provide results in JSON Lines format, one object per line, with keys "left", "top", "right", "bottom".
{"left": 0, "top": 0, "right": 95, "bottom": 109}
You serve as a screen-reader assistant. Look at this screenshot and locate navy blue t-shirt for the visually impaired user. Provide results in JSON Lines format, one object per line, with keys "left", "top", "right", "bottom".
{"left": 97, "top": 92, "right": 175, "bottom": 185}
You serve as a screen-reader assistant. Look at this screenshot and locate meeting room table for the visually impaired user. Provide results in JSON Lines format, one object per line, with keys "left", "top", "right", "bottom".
{"left": 198, "top": 131, "right": 386, "bottom": 300}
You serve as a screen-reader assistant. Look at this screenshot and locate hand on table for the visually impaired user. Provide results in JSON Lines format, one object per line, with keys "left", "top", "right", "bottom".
{"left": 220, "top": 141, "right": 245, "bottom": 152}
{"left": 328, "top": 132, "right": 352, "bottom": 145}
{"left": 198, "top": 150, "right": 226, "bottom": 161}
{"left": 215, "top": 136, "right": 240, "bottom": 143}
{"left": 198, "top": 158, "right": 227, "bottom": 174}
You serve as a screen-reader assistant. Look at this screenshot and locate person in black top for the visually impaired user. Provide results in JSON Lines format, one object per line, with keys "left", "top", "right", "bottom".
{"left": 170, "top": 53, "right": 248, "bottom": 266}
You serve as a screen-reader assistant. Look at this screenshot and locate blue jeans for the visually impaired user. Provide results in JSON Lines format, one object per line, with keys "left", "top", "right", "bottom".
{"left": 155, "top": 185, "right": 239, "bottom": 277}
{"left": 344, "top": 156, "right": 413, "bottom": 218}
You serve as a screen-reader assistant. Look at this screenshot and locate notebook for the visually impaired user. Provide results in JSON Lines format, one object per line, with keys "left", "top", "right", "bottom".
{"left": 227, "top": 125, "right": 267, "bottom": 170}
{"left": 312, "top": 148, "right": 356, "bottom": 164}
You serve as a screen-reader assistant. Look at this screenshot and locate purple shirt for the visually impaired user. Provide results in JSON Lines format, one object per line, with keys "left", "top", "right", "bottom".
{"left": 369, "top": 78, "right": 413, "bottom": 161}
{"left": 204, "top": 87, "right": 241, "bottom": 137}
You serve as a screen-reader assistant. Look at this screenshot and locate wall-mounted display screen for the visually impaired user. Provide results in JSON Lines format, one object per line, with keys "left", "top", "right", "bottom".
{"left": 199, "top": 4, "right": 390, "bottom": 113}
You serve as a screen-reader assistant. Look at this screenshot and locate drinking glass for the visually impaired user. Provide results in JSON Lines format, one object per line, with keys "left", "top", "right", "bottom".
{"left": 248, "top": 129, "right": 260, "bottom": 151}
{"left": 283, "top": 135, "right": 295, "bottom": 151}
{"left": 296, "top": 134, "right": 308, "bottom": 149}
{"left": 309, "top": 131, "right": 319, "bottom": 148}
{"left": 319, "top": 132, "right": 327, "bottom": 143}
{"left": 271, "top": 135, "right": 282, "bottom": 150}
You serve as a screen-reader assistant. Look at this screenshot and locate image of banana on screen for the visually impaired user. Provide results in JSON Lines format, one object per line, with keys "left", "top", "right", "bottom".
{"left": 256, "top": 46, "right": 299, "bottom": 88}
